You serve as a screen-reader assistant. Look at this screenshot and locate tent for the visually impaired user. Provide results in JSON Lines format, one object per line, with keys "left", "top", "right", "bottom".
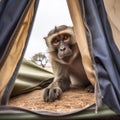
{"left": 0, "top": 0, "right": 120, "bottom": 119}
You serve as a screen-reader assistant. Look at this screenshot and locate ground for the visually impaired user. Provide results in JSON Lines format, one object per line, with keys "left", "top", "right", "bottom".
{"left": 9, "top": 88, "right": 95, "bottom": 113}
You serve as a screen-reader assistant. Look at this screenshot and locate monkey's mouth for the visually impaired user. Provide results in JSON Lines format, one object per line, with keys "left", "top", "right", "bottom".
{"left": 58, "top": 50, "right": 73, "bottom": 60}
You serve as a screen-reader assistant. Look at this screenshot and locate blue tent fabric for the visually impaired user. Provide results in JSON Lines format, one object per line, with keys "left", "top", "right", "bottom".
{"left": 0, "top": 0, "right": 29, "bottom": 67}
{"left": 0, "top": 0, "right": 39, "bottom": 105}
{"left": 83, "top": 0, "right": 120, "bottom": 114}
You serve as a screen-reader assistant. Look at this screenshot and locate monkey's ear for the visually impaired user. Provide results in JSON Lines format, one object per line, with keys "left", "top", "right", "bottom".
{"left": 43, "top": 37, "right": 47, "bottom": 40}
{"left": 54, "top": 26, "right": 57, "bottom": 28}
{"left": 54, "top": 26, "right": 58, "bottom": 33}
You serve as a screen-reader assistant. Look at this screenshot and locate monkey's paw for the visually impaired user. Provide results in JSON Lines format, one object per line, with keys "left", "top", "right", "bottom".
{"left": 43, "top": 87, "right": 62, "bottom": 102}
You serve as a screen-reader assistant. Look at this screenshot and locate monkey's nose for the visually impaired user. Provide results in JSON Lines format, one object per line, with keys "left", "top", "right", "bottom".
{"left": 60, "top": 47, "right": 66, "bottom": 51}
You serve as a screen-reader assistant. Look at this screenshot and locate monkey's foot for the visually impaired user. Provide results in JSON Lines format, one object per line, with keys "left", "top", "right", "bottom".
{"left": 43, "top": 87, "right": 62, "bottom": 102}
{"left": 85, "top": 85, "right": 94, "bottom": 93}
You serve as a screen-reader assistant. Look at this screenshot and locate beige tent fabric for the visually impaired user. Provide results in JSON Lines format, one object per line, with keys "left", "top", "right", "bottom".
{"left": 0, "top": 1, "right": 34, "bottom": 101}
{"left": 67, "top": 0, "right": 96, "bottom": 87}
{"left": 104, "top": 0, "right": 120, "bottom": 51}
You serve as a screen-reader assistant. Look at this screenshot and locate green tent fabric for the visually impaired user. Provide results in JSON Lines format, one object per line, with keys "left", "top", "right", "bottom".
{"left": 0, "top": 104, "right": 118, "bottom": 119}
{"left": 11, "top": 59, "right": 53, "bottom": 97}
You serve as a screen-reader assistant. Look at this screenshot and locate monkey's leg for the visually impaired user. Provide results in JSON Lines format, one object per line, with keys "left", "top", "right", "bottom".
{"left": 43, "top": 78, "right": 70, "bottom": 102}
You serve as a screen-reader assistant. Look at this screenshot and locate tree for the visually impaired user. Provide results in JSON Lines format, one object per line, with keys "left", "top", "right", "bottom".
{"left": 31, "top": 52, "right": 48, "bottom": 67}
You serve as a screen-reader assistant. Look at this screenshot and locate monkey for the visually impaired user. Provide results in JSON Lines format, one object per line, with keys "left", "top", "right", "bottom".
{"left": 43, "top": 25, "right": 94, "bottom": 102}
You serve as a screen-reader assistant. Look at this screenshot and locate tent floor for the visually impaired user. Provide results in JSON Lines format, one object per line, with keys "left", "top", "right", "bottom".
{"left": 9, "top": 89, "right": 95, "bottom": 113}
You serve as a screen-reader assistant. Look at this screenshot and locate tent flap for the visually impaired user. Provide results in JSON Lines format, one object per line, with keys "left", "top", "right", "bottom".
{"left": 83, "top": 0, "right": 120, "bottom": 114}
{"left": 0, "top": 0, "right": 39, "bottom": 105}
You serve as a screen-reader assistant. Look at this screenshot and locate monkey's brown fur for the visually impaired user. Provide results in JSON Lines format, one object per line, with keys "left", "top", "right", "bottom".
{"left": 43, "top": 25, "right": 93, "bottom": 102}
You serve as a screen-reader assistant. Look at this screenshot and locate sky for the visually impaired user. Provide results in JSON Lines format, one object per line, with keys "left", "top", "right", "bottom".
{"left": 24, "top": 0, "right": 73, "bottom": 59}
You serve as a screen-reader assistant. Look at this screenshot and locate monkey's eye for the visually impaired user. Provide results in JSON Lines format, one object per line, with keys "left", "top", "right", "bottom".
{"left": 64, "top": 35, "right": 68, "bottom": 39}
{"left": 63, "top": 34, "right": 70, "bottom": 42}
{"left": 52, "top": 38, "right": 60, "bottom": 46}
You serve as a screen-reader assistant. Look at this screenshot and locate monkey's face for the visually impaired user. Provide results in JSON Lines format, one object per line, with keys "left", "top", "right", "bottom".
{"left": 51, "top": 33, "right": 73, "bottom": 59}
{"left": 44, "top": 25, "right": 77, "bottom": 61}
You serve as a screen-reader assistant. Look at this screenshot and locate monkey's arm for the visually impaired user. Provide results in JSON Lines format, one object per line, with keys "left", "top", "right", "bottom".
{"left": 43, "top": 60, "right": 70, "bottom": 102}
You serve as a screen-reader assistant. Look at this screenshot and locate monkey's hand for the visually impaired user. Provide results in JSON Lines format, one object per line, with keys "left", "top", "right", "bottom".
{"left": 43, "top": 87, "right": 62, "bottom": 102}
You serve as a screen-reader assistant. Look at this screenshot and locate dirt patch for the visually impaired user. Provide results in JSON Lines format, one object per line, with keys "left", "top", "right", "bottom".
{"left": 9, "top": 89, "right": 95, "bottom": 113}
